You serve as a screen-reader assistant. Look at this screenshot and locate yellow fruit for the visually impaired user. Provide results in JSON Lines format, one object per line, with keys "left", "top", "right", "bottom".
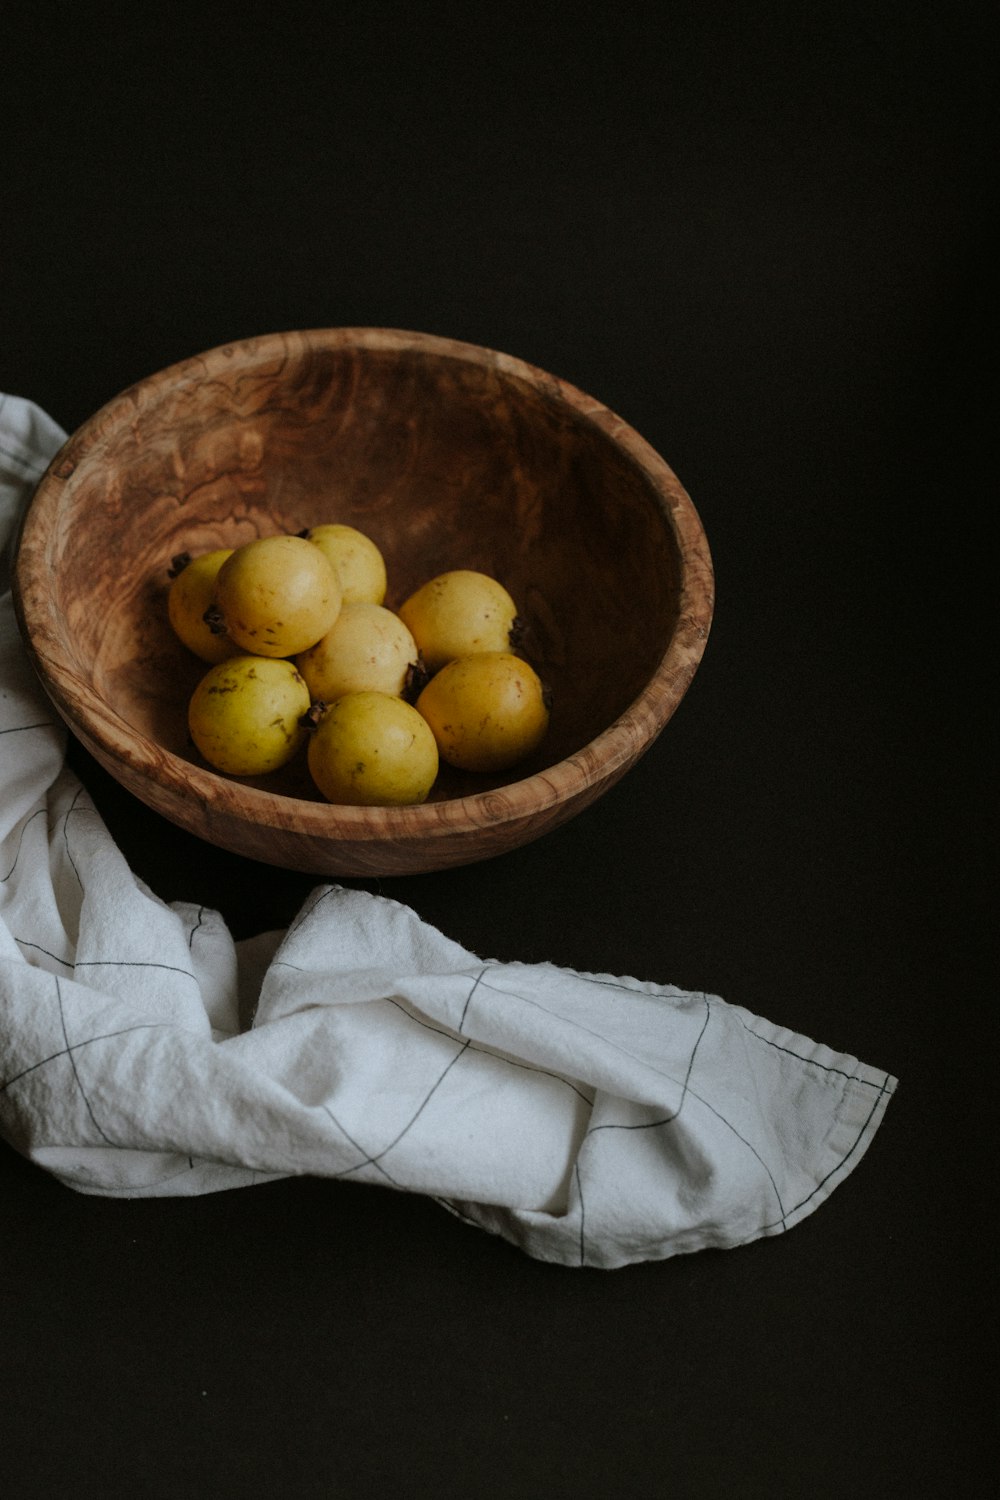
{"left": 304, "top": 523, "right": 388, "bottom": 605}
{"left": 188, "top": 656, "right": 312, "bottom": 776}
{"left": 397, "top": 569, "right": 519, "bottom": 673}
{"left": 295, "top": 602, "right": 420, "bottom": 702}
{"left": 167, "top": 549, "right": 237, "bottom": 663}
{"left": 212, "top": 534, "right": 341, "bottom": 657}
{"left": 416, "top": 651, "right": 550, "bottom": 773}
{"left": 307, "top": 691, "right": 439, "bottom": 806}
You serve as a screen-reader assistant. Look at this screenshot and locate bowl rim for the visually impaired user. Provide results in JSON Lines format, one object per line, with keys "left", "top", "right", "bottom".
{"left": 12, "top": 326, "right": 715, "bottom": 847}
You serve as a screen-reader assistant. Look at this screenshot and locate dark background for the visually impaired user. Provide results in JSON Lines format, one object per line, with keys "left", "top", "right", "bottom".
{"left": 2, "top": 2, "right": 994, "bottom": 1495}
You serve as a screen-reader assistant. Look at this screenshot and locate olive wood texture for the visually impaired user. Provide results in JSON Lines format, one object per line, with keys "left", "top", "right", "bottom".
{"left": 12, "top": 328, "right": 714, "bottom": 875}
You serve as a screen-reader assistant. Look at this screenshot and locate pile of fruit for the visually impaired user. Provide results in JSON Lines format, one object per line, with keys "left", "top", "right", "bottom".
{"left": 166, "top": 524, "right": 550, "bottom": 806}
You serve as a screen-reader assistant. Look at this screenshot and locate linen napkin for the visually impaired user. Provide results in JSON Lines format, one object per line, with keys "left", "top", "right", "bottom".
{"left": 0, "top": 391, "right": 896, "bottom": 1269}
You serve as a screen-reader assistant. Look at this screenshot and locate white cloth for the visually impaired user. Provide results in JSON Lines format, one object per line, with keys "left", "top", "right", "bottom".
{"left": 0, "top": 391, "right": 897, "bottom": 1268}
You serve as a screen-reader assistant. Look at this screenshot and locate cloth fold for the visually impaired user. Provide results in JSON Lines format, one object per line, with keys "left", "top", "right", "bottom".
{"left": 0, "top": 391, "right": 896, "bottom": 1268}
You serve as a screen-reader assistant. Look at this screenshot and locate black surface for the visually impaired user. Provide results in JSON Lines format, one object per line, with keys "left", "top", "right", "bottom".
{"left": 2, "top": 4, "right": 994, "bottom": 1495}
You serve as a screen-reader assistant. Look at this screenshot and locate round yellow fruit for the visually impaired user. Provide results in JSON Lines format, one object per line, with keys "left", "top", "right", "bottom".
{"left": 397, "top": 569, "right": 519, "bottom": 674}
{"left": 307, "top": 691, "right": 439, "bottom": 806}
{"left": 188, "top": 656, "right": 312, "bottom": 776}
{"left": 212, "top": 534, "right": 342, "bottom": 657}
{"left": 295, "top": 602, "right": 420, "bottom": 703}
{"left": 167, "top": 548, "right": 236, "bottom": 663}
{"left": 304, "top": 523, "right": 388, "bottom": 605}
{"left": 416, "top": 651, "right": 550, "bottom": 773}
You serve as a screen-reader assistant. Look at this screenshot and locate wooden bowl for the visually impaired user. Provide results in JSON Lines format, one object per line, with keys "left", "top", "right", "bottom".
{"left": 12, "top": 329, "right": 714, "bottom": 876}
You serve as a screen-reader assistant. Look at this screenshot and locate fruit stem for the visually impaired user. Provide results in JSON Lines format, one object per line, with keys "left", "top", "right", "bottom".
{"left": 299, "top": 703, "right": 326, "bottom": 730}
{"left": 202, "top": 604, "right": 228, "bottom": 636}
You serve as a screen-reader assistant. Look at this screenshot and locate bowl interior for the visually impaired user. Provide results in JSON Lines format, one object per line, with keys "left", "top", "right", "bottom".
{"left": 26, "top": 332, "right": 687, "bottom": 806}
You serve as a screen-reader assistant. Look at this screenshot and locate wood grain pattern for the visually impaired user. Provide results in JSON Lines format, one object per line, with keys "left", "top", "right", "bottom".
{"left": 12, "top": 328, "right": 714, "bottom": 875}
